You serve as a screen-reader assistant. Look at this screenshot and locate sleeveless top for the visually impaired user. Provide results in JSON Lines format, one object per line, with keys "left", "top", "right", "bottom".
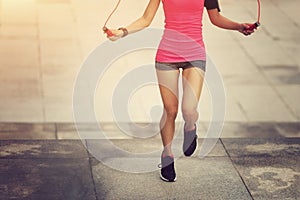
{"left": 155, "top": 0, "right": 220, "bottom": 62}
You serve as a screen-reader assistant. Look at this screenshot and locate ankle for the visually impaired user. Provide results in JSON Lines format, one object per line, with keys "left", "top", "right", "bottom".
{"left": 162, "top": 150, "right": 174, "bottom": 158}
{"left": 184, "top": 123, "right": 196, "bottom": 132}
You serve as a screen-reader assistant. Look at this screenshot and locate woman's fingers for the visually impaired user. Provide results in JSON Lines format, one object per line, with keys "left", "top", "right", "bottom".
{"left": 239, "top": 23, "right": 256, "bottom": 36}
{"left": 104, "top": 28, "right": 122, "bottom": 41}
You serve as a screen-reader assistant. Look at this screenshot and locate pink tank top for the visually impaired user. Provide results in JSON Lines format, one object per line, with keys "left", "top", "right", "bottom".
{"left": 155, "top": 0, "right": 206, "bottom": 62}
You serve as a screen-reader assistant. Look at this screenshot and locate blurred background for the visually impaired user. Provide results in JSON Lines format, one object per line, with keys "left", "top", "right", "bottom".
{"left": 0, "top": 0, "right": 299, "bottom": 126}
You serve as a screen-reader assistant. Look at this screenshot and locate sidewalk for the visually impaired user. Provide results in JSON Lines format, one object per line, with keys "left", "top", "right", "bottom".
{"left": 0, "top": 122, "right": 299, "bottom": 199}
{"left": 0, "top": 0, "right": 299, "bottom": 122}
{"left": 0, "top": 0, "right": 300, "bottom": 199}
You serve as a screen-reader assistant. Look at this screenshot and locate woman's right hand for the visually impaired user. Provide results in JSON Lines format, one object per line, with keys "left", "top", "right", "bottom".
{"left": 105, "top": 29, "right": 123, "bottom": 41}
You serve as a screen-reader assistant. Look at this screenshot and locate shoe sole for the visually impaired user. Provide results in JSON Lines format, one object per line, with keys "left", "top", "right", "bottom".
{"left": 160, "top": 173, "right": 177, "bottom": 182}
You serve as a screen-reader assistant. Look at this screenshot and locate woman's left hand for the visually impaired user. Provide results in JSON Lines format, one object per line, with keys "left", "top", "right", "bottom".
{"left": 238, "top": 23, "right": 256, "bottom": 36}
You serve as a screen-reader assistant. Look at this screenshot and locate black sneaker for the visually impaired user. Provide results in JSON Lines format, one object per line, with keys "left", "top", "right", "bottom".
{"left": 183, "top": 124, "right": 197, "bottom": 156}
{"left": 159, "top": 155, "right": 176, "bottom": 182}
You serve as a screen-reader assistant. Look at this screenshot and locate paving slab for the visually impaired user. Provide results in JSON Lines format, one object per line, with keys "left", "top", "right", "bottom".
{"left": 44, "top": 105, "right": 74, "bottom": 122}
{"left": 222, "top": 138, "right": 300, "bottom": 200}
{"left": 275, "top": 122, "right": 300, "bottom": 138}
{"left": 232, "top": 30, "right": 297, "bottom": 67}
{"left": 205, "top": 36, "right": 262, "bottom": 78}
{"left": 257, "top": 0, "right": 300, "bottom": 40}
{"left": 222, "top": 138, "right": 300, "bottom": 157}
{"left": 222, "top": 71, "right": 268, "bottom": 87}
{"left": 221, "top": 90, "right": 249, "bottom": 122}
{"left": 0, "top": 65, "right": 42, "bottom": 122}
{"left": 0, "top": 123, "right": 56, "bottom": 140}
{"left": 275, "top": 0, "right": 300, "bottom": 27}
{"left": 37, "top": 1, "right": 73, "bottom": 25}
{"left": 91, "top": 156, "right": 252, "bottom": 200}
{"left": 39, "top": 38, "right": 82, "bottom": 68}
{"left": 277, "top": 40, "right": 300, "bottom": 68}
{"left": 276, "top": 85, "right": 300, "bottom": 120}
{"left": 0, "top": 140, "right": 95, "bottom": 200}
{"left": 0, "top": 0, "right": 37, "bottom": 24}
{"left": 0, "top": 38, "right": 39, "bottom": 68}
{"left": 86, "top": 138, "right": 226, "bottom": 158}
{"left": 228, "top": 85, "right": 297, "bottom": 121}
{"left": 216, "top": 122, "right": 283, "bottom": 138}
{"left": 227, "top": 156, "right": 300, "bottom": 200}
{"left": 260, "top": 65, "right": 300, "bottom": 85}
{"left": 0, "top": 107, "right": 44, "bottom": 122}
{"left": 37, "top": 3, "right": 77, "bottom": 39}
{"left": 0, "top": 140, "right": 88, "bottom": 158}
{"left": 0, "top": 24, "right": 38, "bottom": 39}
{"left": 0, "top": 158, "right": 96, "bottom": 200}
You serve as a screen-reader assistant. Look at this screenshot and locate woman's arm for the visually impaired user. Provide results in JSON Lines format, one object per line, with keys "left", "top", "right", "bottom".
{"left": 207, "top": 8, "right": 255, "bottom": 36}
{"left": 107, "top": 0, "right": 161, "bottom": 41}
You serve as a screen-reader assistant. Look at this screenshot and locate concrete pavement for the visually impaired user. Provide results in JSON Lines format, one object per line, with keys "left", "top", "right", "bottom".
{"left": 0, "top": 0, "right": 299, "bottom": 122}
{"left": 0, "top": 122, "right": 299, "bottom": 199}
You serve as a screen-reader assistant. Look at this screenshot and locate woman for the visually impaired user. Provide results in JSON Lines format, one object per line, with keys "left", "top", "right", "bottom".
{"left": 105, "top": 0, "right": 255, "bottom": 182}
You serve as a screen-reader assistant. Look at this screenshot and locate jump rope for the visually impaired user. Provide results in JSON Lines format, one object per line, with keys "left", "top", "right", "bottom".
{"left": 247, "top": 0, "right": 261, "bottom": 31}
{"left": 103, "top": 0, "right": 261, "bottom": 37}
{"left": 102, "top": 0, "right": 121, "bottom": 37}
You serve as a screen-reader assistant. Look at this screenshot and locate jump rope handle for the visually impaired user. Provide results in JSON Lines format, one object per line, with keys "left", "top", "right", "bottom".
{"left": 245, "top": 22, "right": 260, "bottom": 31}
{"left": 103, "top": 26, "right": 115, "bottom": 37}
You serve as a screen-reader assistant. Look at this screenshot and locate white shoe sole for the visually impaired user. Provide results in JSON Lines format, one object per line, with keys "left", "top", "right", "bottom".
{"left": 160, "top": 173, "right": 177, "bottom": 182}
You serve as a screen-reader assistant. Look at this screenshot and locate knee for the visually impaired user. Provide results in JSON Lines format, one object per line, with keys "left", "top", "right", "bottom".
{"left": 182, "top": 107, "right": 198, "bottom": 119}
{"left": 164, "top": 107, "right": 178, "bottom": 120}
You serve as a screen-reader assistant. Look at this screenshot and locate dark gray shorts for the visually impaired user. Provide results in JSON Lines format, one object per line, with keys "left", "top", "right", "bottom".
{"left": 155, "top": 60, "right": 206, "bottom": 72}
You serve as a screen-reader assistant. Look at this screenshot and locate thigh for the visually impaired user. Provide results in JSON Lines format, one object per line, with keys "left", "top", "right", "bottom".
{"left": 181, "top": 67, "right": 205, "bottom": 110}
{"left": 156, "top": 69, "right": 180, "bottom": 109}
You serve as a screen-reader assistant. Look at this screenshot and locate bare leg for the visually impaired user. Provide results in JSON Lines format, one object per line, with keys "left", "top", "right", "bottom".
{"left": 182, "top": 67, "right": 205, "bottom": 131}
{"left": 156, "top": 69, "right": 180, "bottom": 156}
